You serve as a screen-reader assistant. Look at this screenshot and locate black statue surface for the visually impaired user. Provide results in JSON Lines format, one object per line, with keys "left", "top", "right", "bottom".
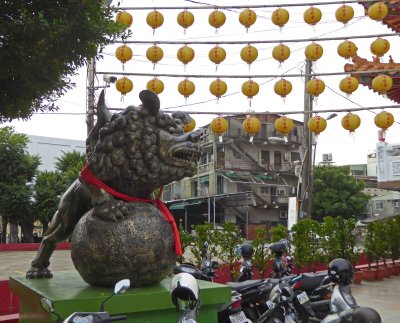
{"left": 26, "top": 90, "right": 201, "bottom": 287}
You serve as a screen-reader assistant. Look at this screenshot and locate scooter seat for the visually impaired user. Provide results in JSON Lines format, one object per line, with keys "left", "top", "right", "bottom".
{"left": 226, "top": 279, "right": 263, "bottom": 292}
{"left": 296, "top": 273, "right": 329, "bottom": 291}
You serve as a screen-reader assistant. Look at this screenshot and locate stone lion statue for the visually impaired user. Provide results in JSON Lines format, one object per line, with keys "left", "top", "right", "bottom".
{"left": 26, "top": 90, "right": 202, "bottom": 287}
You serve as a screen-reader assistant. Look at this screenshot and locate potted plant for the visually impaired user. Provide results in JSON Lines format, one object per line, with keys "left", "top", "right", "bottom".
{"left": 386, "top": 216, "right": 400, "bottom": 275}
{"left": 291, "top": 219, "right": 323, "bottom": 273}
{"left": 374, "top": 221, "right": 391, "bottom": 278}
{"left": 214, "top": 221, "right": 243, "bottom": 281}
{"left": 251, "top": 226, "right": 272, "bottom": 278}
{"left": 363, "top": 222, "right": 378, "bottom": 281}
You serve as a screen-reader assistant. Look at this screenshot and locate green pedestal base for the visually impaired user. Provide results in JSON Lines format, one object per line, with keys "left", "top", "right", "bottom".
{"left": 10, "top": 271, "right": 231, "bottom": 323}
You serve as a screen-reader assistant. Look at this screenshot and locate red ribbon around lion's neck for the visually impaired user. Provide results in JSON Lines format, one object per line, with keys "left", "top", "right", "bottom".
{"left": 80, "top": 164, "right": 182, "bottom": 256}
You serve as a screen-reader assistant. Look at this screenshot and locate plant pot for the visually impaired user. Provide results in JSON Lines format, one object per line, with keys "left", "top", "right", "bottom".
{"left": 353, "top": 271, "right": 363, "bottom": 284}
{"left": 384, "top": 266, "right": 394, "bottom": 277}
{"left": 376, "top": 268, "right": 386, "bottom": 280}
{"left": 389, "top": 264, "right": 400, "bottom": 275}
{"left": 361, "top": 269, "right": 377, "bottom": 281}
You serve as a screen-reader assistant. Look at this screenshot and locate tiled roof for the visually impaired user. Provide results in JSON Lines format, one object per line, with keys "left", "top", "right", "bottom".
{"left": 359, "top": 0, "right": 400, "bottom": 32}
{"left": 344, "top": 54, "right": 400, "bottom": 103}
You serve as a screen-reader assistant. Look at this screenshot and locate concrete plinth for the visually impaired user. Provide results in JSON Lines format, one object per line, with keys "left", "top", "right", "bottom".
{"left": 9, "top": 271, "right": 231, "bottom": 323}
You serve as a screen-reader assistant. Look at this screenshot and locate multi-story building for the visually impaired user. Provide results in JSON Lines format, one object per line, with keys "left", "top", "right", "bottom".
{"left": 163, "top": 114, "right": 304, "bottom": 237}
{"left": 376, "top": 141, "right": 400, "bottom": 191}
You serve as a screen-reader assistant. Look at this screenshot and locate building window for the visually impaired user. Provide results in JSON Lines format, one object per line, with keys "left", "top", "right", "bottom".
{"left": 261, "top": 150, "right": 270, "bottom": 164}
{"left": 279, "top": 211, "right": 288, "bottom": 219}
{"left": 394, "top": 201, "right": 400, "bottom": 208}
{"left": 274, "top": 151, "right": 282, "bottom": 166}
{"left": 271, "top": 187, "right": 277, "bottom": 196}
{"left": 291, "top": 152, "right": 301, "bottom": 163}
{"left": 260, "top": 187, "right": 268, "bottom": 194}
{"left": 375, "top": 201, "right": 383, "bottom": 210}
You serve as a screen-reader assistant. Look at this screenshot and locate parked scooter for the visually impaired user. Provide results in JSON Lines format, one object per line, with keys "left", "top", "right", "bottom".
{"left": 321, "top": 258, "right": 382, "bottom": 323}
{"left": 170, "top": 273, "right": 201, "bottom": 323}
{"left": 269, "top": 239, "right": 332, "bottom": 321}
{"left": 236, "top": 243, "right": 254, "bottom": 282}
{"left": 40, "top": 279, "right": 130, "bottom": 322}
{"left": 173, "top": 241, "right": 219, "bottom": 282}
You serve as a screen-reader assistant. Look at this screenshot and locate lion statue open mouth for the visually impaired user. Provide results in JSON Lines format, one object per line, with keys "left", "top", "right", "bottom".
{"left": 26, "top": 90, "right": 202, "bottom": 287}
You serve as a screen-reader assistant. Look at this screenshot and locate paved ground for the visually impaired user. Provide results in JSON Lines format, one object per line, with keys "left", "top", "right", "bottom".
{"left": 1, "top": 250, "right": 399, "bottom": 322}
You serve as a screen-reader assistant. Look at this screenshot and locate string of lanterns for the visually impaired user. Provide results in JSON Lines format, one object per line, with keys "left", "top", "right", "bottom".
{"left": 111, "top": 3, "right": 397, "bottom": 138}
{"left": 207, "top": 109, "right": 396, "bottom": 143}
{"left": 116, "top": 2, "right": 391, "bottom": 32}
{"left": 113, "top": 12, "right": 395, "bottom": 100}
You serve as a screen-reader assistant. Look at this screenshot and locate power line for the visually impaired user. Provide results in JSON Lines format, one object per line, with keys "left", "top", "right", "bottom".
{"left": 95, "top": 68, "right": 400, "bottom": 78}
{"left": 114, "top": 32, "right": 399, "bottom": 45}
{"left": 35, "top": 104, "right": 400, "bottom": 116}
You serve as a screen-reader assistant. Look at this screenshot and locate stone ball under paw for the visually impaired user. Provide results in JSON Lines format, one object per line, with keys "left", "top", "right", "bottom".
{"left": 70, "top": 201, "right": 176, "bottom": 287}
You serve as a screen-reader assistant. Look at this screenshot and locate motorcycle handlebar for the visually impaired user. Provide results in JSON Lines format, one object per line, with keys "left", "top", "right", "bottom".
{"left": 110, "top": 314, "right": 127, "bottom": 321}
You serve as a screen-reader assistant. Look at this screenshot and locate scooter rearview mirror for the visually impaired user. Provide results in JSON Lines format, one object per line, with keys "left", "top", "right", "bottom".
{"left": 100, "top": 279, "right": 131, "bottom": 312}
{"left": 114, "top": 279, "right": 130, "bottom": 295}
{"left": 40, "top": 298, "right": 54, "bottom": 313}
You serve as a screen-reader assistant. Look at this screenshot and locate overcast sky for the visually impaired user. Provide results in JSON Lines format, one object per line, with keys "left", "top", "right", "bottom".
{"left": 6, "top": 0, "right": 400, "bottom": 165}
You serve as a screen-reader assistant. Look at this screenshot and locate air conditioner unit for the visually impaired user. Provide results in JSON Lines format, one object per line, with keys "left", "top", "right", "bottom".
{"left": 279, "top": 211, "right": 288, "bottom": 219}
{"left": 322, "top": 153, "right": 333, "bottom": 161}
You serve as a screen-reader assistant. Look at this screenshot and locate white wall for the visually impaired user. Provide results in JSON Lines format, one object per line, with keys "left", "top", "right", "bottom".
{"left": 27, "top": 135, "right": 86, "bottom": 171}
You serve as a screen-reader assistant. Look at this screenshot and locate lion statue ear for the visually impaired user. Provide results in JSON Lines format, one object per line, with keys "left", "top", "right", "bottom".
{"left": 86, "top": 90, "right": 112, "bottom": 157}
{"left": 139, "top": 90, "right": 160, "bottom": 115}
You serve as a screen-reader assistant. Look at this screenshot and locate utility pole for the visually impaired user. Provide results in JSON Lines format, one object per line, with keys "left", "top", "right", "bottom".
{"left": 299, "top": 60, "right": 313, "bottom": 219}
{"left": 86, "top": 57, "right": 96, "bottom": 135}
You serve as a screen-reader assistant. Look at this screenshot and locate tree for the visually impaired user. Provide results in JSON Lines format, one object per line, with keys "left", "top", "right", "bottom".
{"left": 251, "top": 226, "right": 271, "bottom": 277}
{"left": 291, "top": 218, "right": 323, "bottom": 273}
{"left": 33, "top": 171, "right": 65, "bottom": 233}
{"left": 214, "top": 222, "right": 243, "bottom": 281}
{"left": 0, "top": 127, "right": 40, "bottom": 242}
{"left": 55, "top": 150, "right": 86, "bottom": 189}
{"left": 312, "top": 165, "right": 369, "bottom": 221}
{"left": 386, "top": 216, "right": 400, "bottom": 265}
{"left": 270, "top": 224, "right": 288, "bottom": 242}
{"left": 32, "top": 150, "right": 85, "bottom": 232}
{"left": 0, "top": 1, "right": 129, "bottom": 122}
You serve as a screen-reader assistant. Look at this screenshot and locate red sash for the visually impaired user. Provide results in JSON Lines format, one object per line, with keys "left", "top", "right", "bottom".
{"left": 80, "top": 164, "right": 182, "bottom": 256}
